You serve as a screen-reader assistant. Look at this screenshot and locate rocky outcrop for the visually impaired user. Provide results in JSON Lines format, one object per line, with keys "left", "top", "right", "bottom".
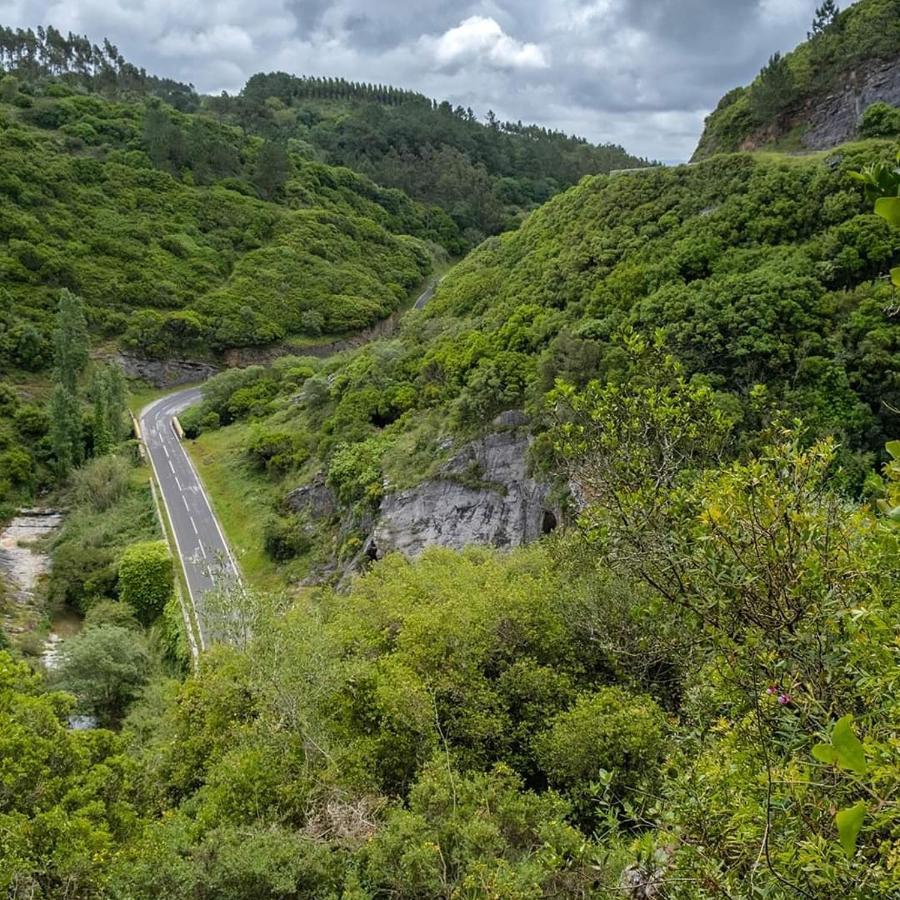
{"left": 110, "top": 352, "right": 220, "bottom": 388}
{"left": 223, "top": 309, "right": 405, "bottom": 368}
{"left": 285, "top": 475, "right": 338, "bottom": 521}
{"left": 367, "top": 418, "right": 556, "bottom": 560}
{"left": 801, "top": 59, "right": 900, "bottom": 150}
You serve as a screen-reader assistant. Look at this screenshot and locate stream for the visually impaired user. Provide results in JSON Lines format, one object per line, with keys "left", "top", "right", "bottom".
{"left": 0, "top": 509, "right": 83, "bottom": 668}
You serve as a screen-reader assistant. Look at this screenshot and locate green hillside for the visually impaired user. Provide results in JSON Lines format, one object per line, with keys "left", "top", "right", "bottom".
{"left": 694, "top": 0, "right": 900, "bottom": 159}
{"left": 216, "top": 72, "right": 651, "bottom": 242}
{"left": 178, "top": 141, "right": 900, "bottom": 585}
{"left": 0, "top": 83, "right": 454, "bottom": 370}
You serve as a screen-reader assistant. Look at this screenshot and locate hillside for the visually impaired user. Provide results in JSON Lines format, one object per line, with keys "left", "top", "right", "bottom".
{"left": 0, "top": 80, "right": 456, "bottom": 372}
{"left": 178, "top": 140, "right": 900, "bottom": 585}
{"left": 2, "top": 137, "right": 898, "bottom": 895}
{"left": 215, "top": 72, "right": 651, "bottom": 243}
{"left": 693, "top": 0, "right": 900, "bottom": 159}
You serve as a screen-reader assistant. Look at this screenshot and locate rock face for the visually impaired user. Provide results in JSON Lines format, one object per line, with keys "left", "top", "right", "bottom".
{"left": 112, "top": 352, "right": 220, "bottom": 388}
{"left": 801, "top": 59, "right": 900, "bottom": 150}
{"left": 285, "top": 476, "right": 338, "bottom": 521}
{"left": 369, "top": 425, "right": 555, "bottom": 559}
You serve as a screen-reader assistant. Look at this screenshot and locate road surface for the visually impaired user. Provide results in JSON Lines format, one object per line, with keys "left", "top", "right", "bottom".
{"left": 140, "top": 387, "right": 240, "bottom": 649}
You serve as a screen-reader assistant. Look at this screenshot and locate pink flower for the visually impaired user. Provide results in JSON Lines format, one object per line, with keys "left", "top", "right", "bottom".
{"left": 777, "top": 693, "right": 791, "bottom": 706}
{"left": 766, "top": 685, "right": 778, "bottom": 696}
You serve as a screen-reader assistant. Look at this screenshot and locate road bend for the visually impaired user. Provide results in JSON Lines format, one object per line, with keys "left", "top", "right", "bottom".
{"left": 140, "top": 387, "right": 240, "bottom": 649}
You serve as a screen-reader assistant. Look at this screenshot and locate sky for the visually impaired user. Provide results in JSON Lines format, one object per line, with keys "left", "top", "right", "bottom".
{"left": 0, "top": 1, "right": 851, "bottom": 161}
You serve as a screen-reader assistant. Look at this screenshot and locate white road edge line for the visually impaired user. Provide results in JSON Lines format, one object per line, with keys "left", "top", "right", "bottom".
{"left": 170, "top": 419, "right": 243, "bottom": 582}
{"left": 140, "top": 394, "right": 207, "bottom": 653}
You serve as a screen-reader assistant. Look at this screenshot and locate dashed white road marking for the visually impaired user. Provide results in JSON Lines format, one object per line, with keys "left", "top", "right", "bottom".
{"left": 168, "top": 459, "right": 175, "bottom": 474}
{"left": 163, "top": 445, "right": 170, "bottom": 458}
{"left": 198, "top": 542, "right": 207, "bottom": 559}
{"left": 182, "top": 495, "right": 190, "bottom": 511}
{"left": 174, "top": 476, "right": 182, "bottom": 490}
{"left": 190, "top": 515, "right": 198, "bottom": 535}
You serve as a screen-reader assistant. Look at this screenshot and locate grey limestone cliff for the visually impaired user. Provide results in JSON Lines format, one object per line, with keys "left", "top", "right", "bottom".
{"left": 368, "top": 415, "right": 556, "bottom": 559}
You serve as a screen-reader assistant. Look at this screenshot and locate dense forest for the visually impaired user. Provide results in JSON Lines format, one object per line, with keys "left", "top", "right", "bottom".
{"left": 2, "top": 4, "right": 900, "bottom": 898}
{"left": 0, "top": 26, "right": 649, "bottom": 250}
{"left": 694, "top": 0, "right": 900, "bottom": 158}
{"left": 214, "top": 72, "right": 650, "bottom": 242}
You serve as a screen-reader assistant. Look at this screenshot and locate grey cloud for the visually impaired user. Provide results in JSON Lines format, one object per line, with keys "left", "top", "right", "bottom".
{"left": 2, "top": 0, "right": 850, "bottom": 160}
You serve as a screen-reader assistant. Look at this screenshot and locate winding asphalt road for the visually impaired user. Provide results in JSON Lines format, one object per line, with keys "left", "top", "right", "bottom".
{"left": 140, "top": 277, "right": 441, "bottom": 651}
{"left": 140, "top": 388, "right": 240, "bottom": 650}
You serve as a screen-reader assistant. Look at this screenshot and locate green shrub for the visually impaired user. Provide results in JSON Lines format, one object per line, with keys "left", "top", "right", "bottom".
{"left": 860, "top": 101, "right": 900, "bottom": 138}
{"left": 54, "top": 623, "right": 150, "bottom": 726}
{"left": 533, "top": 687, "right": 668, "bottom": 796}
{"left": 118, "top": 541, "right": 174, "bottom": 624}
{"left": 263, "top": 515, "right": 311, "bottom": 561}
{"left": 70, "top": 454, "right": 132, "bottom": 512}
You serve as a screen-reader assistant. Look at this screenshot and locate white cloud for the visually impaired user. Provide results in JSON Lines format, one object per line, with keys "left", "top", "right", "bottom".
{"left": 425, "top": 16, "right": 548, "bottom": 71}
{"left": 157, "top": 25, "right": 255, "bottom": 59}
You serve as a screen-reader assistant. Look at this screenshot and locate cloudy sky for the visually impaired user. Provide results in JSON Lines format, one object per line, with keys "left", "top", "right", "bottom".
{"left": 1, "top": 0, "right": 850, "bottom": 160}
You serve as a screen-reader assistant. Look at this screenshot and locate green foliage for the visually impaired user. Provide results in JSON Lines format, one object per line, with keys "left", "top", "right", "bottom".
{"left": 54, "top": 624, "right": 151, "bottom": 726}
{"left": 0, "top": 82, "right": 443, "bottom": 362}
{"left": 0, "top": 651, "right": 136, "bottom": 894}
{"left": 860, "top": 101, "right": 900, "bottom": 138}
{"left": 695, "top": 0, "right": 900, "bottom": 157}
{"left": 117, "top": 541, "right": 174, "bottom": 625}
{"left": 750, "top": 53, "right": 796, "bottom": 124}
{"left": 533, "top": 687, "right": 667, "bottom": 796}
{"left": 49, "top": 455, "right": 158, "bottom": 613}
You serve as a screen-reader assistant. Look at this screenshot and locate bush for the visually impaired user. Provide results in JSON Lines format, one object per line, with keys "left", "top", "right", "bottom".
{"left": 860, "top": 101, "right": 900, "bottom": 138}
{"left": 53, "top": 624, "right": 150, "bottom": 726}
{"left": 533, "top": 687, "right": 668, "bottom": 796}
{"left": 70, "top": 454, "right": 132, "bottom": 512}
{"left": 118, "top": 541, "right": 174, "bottom": 624}
{"left": 263, "top": 515, "right": 311, "bottom": 561}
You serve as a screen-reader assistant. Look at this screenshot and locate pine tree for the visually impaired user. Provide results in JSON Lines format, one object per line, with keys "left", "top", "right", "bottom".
{"left": 751, "top": 53, "right": 796, "bottom": 123}
{"left": 809, "top": 1, "right": 839, "bottom": 38}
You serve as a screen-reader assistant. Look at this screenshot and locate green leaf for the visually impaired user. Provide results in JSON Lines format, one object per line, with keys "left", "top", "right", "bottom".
{"left": 814, "top": 715, "right": 868, "bottom": 776}
{"left": 812, "top": 743, "right": 838, "bottom": 765}
{"left": 887, "top": 441, "right": 900, "bottom": 461}
{"left": 835, "top": 801, "right": 866, "bottom": 857}
{"left": 831, "top": 715, "right": 867, "bottom": 775}
{"left": 874, "top": 196, "right": 900, "bottom": 229}
{"left": 891, "top": 266, "right": 900, "bottom": 288}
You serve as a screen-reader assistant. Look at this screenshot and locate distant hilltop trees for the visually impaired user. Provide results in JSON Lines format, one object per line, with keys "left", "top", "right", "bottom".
{"left": 0, "top": 25, "right": 198, "bottom": 110}
{"left": 242, "top": 72, "right": 430, "bottom": 108}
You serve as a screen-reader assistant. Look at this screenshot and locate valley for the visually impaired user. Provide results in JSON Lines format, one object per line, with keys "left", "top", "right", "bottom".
{"left": 1, "top": 2, "right": 900, "bottom": 897}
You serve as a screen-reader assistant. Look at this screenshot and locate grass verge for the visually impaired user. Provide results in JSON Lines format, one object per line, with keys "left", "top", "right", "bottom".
{"left": 185, "top": 423, "right": 287, "bottom": 593}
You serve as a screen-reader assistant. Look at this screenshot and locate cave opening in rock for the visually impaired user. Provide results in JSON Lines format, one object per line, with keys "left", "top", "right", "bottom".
{"left": 541, "top": 510, "right": 557, "bottom": 535}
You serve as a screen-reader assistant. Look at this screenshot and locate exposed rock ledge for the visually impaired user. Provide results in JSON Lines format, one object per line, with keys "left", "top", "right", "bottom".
{"left": 369, "top": 423, "right": 555, "bottom": 559}
{"left": 288, "top": 412, "right": 557, "bottom": 572}
{"left": 108, "top": 352, "right": 220, "bottom": 389}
